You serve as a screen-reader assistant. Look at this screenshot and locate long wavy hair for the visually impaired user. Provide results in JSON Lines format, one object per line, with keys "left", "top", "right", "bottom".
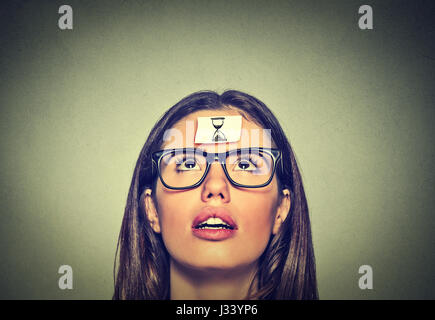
{"left": 113, "top": 90, "right": 318, "bottom": 299}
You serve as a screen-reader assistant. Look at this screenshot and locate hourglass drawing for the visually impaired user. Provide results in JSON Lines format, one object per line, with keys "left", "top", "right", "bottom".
{"left": 211, "top": 117, "right": 227, "bottom": 142}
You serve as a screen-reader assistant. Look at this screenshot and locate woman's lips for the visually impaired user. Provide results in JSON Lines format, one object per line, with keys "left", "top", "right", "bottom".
{"left": 192, "top": 228, "right": 237, "bottom": 241}
{"left": 192, "top": 207, "right": 238, "bottom": 241}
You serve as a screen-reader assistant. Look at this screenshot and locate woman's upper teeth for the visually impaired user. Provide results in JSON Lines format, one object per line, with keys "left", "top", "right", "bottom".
{"left": 198, "top": 217, "right": 230, "bottom": 227}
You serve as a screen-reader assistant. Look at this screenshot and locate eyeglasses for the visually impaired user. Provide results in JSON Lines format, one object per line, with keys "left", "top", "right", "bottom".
{"left": 152, "top": 148, "right": 281, "bottom": 190}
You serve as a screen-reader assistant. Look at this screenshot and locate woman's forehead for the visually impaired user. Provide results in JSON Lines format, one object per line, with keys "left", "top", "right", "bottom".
{"left": 161, "top": 110, "right": 274, "bottom": 151}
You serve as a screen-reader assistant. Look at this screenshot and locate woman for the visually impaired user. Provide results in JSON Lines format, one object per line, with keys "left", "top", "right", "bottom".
{"left": 113, "top": 90, "right": 318, "bottom": 299}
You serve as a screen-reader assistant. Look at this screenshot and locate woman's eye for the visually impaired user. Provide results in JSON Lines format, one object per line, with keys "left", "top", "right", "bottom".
{"left": 177, "top": 159, "right": 200, "bottom": 171}
{"left": 235, "top": 159, "right": 256, "bottom": 171}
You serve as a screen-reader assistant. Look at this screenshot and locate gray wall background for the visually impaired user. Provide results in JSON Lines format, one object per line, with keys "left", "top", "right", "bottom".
{"left": 0, "top": 0, "right": 434, "bottom": 299}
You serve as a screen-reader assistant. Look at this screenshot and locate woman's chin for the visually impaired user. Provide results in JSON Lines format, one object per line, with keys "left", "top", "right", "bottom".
{"left": 172, "top": 258, "right": 257, "bottom": 277}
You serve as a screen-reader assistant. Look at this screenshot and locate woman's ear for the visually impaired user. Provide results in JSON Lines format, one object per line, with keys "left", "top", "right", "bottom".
{"left": 143, "top": 189, "right": 161, "bottom": 233}
{"left": 272, "top": 189, "right": 291, "bottom": 235}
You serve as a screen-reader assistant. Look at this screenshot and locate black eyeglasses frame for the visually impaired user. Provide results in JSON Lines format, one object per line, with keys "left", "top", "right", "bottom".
{"left": 151, "top": 147, "right": 281, "bottom": 190}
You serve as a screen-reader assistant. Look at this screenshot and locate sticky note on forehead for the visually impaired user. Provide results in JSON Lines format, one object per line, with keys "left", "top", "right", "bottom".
{"left": 194, "top": 115, "right": 242, "bottom": 144}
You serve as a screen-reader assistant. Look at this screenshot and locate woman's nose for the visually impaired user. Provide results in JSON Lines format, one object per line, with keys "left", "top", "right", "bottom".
{"left": 201, "top": 162, "right": 231, "bottom": 203}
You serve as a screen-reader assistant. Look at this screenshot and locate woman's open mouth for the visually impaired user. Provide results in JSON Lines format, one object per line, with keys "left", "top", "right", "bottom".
{"left": 192, "top": 208, "right": 238, "bottom": 241}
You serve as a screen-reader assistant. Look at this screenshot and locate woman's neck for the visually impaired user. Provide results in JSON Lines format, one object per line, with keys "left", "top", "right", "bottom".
{"left": 169, "top": 259, "right": 258, "bottom": 300}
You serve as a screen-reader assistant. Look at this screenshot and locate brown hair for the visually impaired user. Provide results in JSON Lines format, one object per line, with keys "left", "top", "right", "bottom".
{"left": 113, "top": 90, "right": 318, "bottom": 299}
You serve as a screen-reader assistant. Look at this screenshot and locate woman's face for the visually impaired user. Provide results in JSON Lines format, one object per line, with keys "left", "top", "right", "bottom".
{"left": 145, "top": 108, "right": 290, "bottom": 273}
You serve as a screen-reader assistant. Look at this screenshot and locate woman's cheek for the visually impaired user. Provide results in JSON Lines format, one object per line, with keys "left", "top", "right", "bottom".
{"left": 237, "top": 198, "right": 276, "bottom": 255}
{"left": 157, "top": 205, "right": 185, "bottom": 248}
{"left": 243, "top": 215, "right": 273, "bottom": 252}
{"left": 157, "top": 194, "right": 200, "bottom": 257}
{"left": 159, "top": 215, "right": 191, "bottom": 263}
